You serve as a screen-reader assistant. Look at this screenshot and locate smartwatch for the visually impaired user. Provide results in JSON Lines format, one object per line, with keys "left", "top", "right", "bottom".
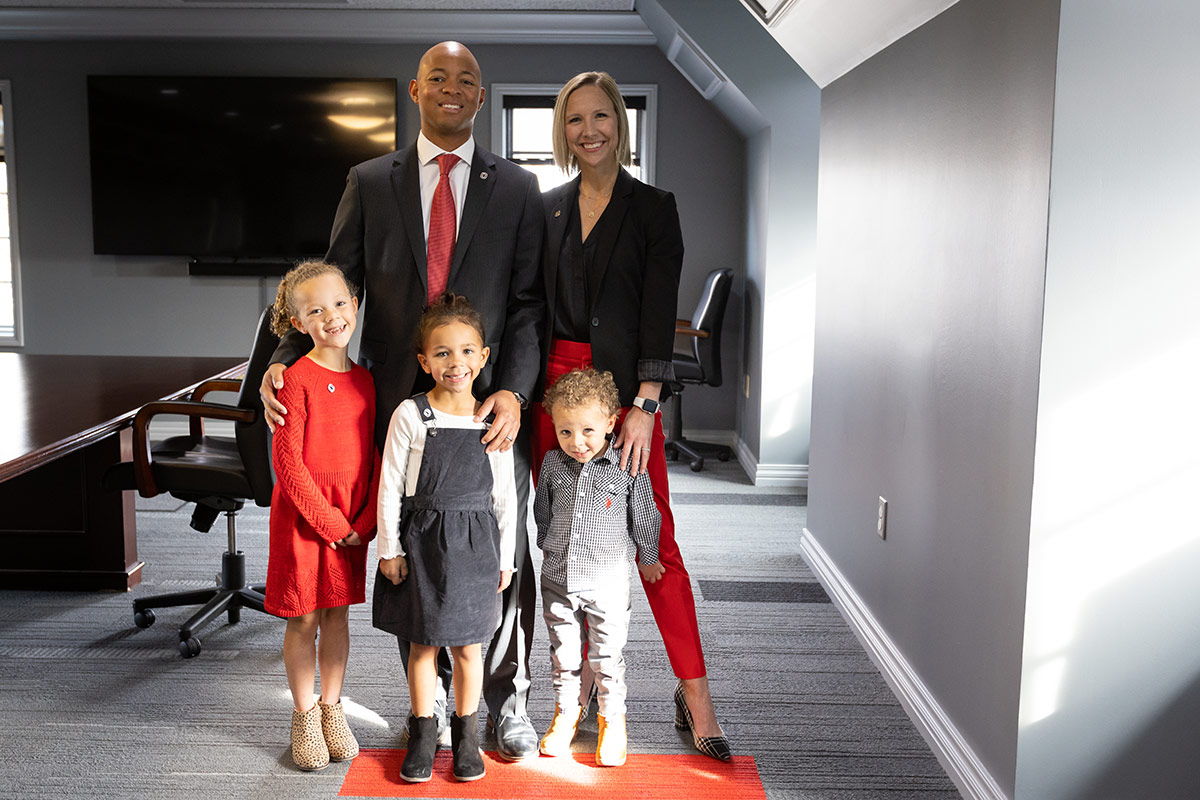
{"left": 632, "top": 396, "right": 659, "bottom": 415}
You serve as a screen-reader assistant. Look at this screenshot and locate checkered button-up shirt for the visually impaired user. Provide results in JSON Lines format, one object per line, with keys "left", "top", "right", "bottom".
{"left": 535, "top": 444, "right": 661, "bottom": 592}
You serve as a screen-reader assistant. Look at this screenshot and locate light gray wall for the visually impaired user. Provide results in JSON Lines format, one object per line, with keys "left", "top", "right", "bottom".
{"left": 1015, "top": 1, "right": 1200, "bottom": 797}
{"left": 808, "top": 0, "right": 1060, "bottom": 793}
{"left": 640, "top": 0, "right": 819, "bottom": 473}
{"left": 0, "top": 38, "right": 744, "bottom": 431}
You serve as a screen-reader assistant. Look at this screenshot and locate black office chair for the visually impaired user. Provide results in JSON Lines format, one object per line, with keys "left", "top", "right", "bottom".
{"left": 105, "top": 306, "right": 277, "bottom": 657}
{"left": 665, "top": 268, "right": 734, "bottom": 472}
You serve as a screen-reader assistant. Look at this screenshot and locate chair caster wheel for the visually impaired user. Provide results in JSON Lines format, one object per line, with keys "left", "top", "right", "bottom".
{"left": 133, "top": 609, "right": 156, "bottom": 629}
{"left": 179, "top": 637, "right": 202, "bottom": 658}
{"left": 689, "top": 459, "right": 704, "bottom": 472}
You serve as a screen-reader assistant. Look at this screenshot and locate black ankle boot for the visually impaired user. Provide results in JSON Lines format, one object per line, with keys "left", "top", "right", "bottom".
{"left": 400, "top": 714, "right": 438, "bottom": 783}
{"left": 450, "top": 711, "right": 485, "bottom": 781}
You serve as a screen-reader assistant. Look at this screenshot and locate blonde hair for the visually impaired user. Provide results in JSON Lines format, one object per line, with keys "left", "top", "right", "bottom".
{"left": 271, "top": 260, "right": 357, "bottom": 337}
{"left": 551, "top": 71, "right": 632, "bottom": 173}
{"left": 416, "top": 291, "right": 487, "bottom": 352}
{"left": 543, "top": 368, "right": 621, "bottom": 418}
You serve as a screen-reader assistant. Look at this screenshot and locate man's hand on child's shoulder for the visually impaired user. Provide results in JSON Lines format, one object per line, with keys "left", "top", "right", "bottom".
{"left": 638, "top": 561, "right": 665, "bottom": 584}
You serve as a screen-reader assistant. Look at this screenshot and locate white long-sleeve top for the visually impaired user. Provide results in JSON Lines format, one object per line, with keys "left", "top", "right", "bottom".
{"left": 376, "top": 399, "right": 517, "bottom": 570}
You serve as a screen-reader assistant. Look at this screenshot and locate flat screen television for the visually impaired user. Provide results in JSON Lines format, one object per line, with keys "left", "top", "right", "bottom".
{"left": 87, "top": 76, "right": 397, "bottom": 268}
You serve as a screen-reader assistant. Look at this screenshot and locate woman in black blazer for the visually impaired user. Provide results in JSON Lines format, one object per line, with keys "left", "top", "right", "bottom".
{"left": 531, "top": 71, "right": 731, "bottom": 761}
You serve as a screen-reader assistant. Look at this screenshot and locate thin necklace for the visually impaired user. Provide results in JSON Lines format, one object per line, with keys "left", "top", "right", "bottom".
{"left": 579, "top": 186, "right": 612, "bottom": 218}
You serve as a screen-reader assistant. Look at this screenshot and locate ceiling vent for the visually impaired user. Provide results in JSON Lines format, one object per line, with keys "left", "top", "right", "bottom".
{"left": 666, "top": 30, "right": 727, "bottom": 100}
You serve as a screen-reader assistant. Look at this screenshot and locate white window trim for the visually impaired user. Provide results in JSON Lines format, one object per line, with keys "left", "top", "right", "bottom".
{"left": 0, "top": 79, "right": 23, "bottom": 347}
{"left": 489, "top": 82, "right": 657, "bottom": 187}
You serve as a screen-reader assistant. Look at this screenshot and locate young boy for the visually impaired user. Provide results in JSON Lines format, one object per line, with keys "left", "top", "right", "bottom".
{"left": 534, "top": 368, "right": 665, "bottom": 767}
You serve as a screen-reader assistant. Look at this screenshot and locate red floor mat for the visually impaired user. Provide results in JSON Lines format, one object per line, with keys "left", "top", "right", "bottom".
{"left": 339, "top": 748, "right": 766, "bottom": 799}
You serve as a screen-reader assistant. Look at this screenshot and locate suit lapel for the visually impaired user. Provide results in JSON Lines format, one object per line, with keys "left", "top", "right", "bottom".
{"left": 392, "top": 146, "right": 428, "bottom": 294}
{"left": 447, "top": 144, "right": 498, "bottom": 289}
{"left": 543, "top": 177, "right": 578, "bottom": 325}
{"left": 587, "top": 168, "right": 633, "bottom": 313}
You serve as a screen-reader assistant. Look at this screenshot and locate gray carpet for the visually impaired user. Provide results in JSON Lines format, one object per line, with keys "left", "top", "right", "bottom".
{"left": 0, "top": 458, "right": 960, "bottom": 799}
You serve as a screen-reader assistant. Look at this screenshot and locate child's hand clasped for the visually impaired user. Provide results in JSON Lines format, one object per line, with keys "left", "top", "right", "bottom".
{"left": 638, "top": 561, "right": 665, "bottom": 584}
{"left": 330, "top": 531, "right": 362, "bottom": 549}
{"left": 380, "top": 555, "right": 408, "bottom": 586}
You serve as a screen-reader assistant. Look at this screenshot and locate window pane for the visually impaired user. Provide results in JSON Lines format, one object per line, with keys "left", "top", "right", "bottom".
{"left": 627, "top": 108, "right": 639, "bottom": 160}
{"left": 511, "top": 107, "right": 554, "bottom": 156}
{"left": 1, "top": 85, "right": 16, "bottom": 341}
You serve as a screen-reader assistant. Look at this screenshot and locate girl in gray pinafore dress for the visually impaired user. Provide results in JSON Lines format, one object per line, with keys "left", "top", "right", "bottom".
{"left": 373, "top": 393, "right": 503, "bottom": 645}
{"left": 372, "top": 293, "right": 517, "bottom": 784}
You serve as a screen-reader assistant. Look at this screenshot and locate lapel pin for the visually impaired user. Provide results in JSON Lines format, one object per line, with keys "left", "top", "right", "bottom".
{"left": 480, "top": 172, "right": 489, "bottom": 180}
{"left": 554, "top": 210, "right": 561, "bottom": 218}
{"left": 327, "top": 383, "right": 336, "bottom": 393}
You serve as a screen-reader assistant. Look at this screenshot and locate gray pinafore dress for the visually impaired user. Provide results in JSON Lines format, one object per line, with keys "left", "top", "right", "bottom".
{"left": 372, "top": 394, "right": 502, "bottom": 646}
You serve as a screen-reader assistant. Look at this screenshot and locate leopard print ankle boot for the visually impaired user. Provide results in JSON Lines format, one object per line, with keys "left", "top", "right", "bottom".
{"left": 318, "top": 699, "right": 359, "bottom": 762}
{"left": 291, "top": 704, "right": 330, "bottom": 771}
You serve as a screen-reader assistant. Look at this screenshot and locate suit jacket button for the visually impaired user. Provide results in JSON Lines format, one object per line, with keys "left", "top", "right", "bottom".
{"left": 591, "top": 317, "right": 599, "bottom": 327}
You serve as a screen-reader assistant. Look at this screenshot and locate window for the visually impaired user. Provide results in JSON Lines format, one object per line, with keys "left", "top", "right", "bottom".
{"left": 0, "top": 80, "right": 22, "bottom": 345}
{"left": 490, "top": 84, "right": 657, "bottom": 192}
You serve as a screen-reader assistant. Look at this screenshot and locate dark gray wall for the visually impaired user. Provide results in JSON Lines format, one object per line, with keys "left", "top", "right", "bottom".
{"left": 641, "top": 0, "right": 820, "bottom": 475}
{"left": 808, "top": 0, "right": 1060, "bottom": 793}
{"left": 0, "top": 38, "right": 743, "bottom": 431}
{"left": 1016, "top": 1, "right": 1200, "bottom": 797}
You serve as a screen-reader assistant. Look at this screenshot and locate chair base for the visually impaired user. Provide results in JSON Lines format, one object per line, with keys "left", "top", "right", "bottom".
{"left": 133, "top": 548, "right": 270, "bottom": 658}
{"left": 665, "top": 437, "right": 731, "bottom": 472}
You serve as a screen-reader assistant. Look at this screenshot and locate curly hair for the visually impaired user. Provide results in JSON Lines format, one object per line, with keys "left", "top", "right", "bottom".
{"left": 416, "top": 292, "right": 487, "bottom": 352}
{"left": 542, "top": 368, "right": 621, "bottom": 418}
{"left": 271, "top": 260, "right": 358, "bottom": 337}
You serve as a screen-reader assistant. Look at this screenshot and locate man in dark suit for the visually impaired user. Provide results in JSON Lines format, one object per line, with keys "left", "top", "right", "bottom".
{"left": 261, "top": 41, "right": 544, "bottom": 761}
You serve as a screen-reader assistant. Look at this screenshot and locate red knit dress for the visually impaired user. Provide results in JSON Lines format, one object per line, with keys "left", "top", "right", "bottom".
{"left": 265, "top": 356, "right": 380, "bottom": 617}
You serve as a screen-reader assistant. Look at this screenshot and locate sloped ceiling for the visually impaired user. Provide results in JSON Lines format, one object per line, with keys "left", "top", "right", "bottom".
{"left": 736, "top": 0, "right": 961, "bottom": 87}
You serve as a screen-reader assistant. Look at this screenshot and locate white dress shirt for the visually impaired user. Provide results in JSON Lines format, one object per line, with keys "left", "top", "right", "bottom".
{"left": 415, "top": 131, "right": 474, "bottom": 241}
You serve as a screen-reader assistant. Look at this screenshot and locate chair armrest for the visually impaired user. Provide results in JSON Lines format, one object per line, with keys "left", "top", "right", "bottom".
{"left": 192, "top": 378, "right": 242, "bottom": 401}
{"left": 675, "top": 326, "right": 709, "bottom": 339}
{"left": 189, "top": 379, "right": 244, "bottom": 437}
{"left": 131, "top": 400, "right": 256, "bottom": 498}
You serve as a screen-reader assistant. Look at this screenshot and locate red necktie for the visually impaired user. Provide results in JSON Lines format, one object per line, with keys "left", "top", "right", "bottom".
{"left": 427, "top": 152, "right": 460, "bottom": 304}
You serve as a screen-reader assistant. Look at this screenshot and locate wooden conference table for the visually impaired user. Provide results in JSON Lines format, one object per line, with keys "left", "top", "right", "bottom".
{"left": 0, "top": 354, "right": 244, "bottom": 591}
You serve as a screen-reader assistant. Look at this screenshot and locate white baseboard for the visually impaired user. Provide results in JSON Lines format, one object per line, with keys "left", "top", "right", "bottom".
{"left": 799, "top": 528, "right": 1009, "bottom": 800}
{"left": 734, "top": 437, "right": 809, "bottom": 488}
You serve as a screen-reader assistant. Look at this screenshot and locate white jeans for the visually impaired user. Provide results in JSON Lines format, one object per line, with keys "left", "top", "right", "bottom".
{"left": 540, "top": 572, "right": 633, "bottom": 718}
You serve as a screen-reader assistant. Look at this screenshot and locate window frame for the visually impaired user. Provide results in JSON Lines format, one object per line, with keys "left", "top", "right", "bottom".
{"left": 0, "top": 79, "right": 24, "bottom": 347}
{"left": 489, "top": 82, "right": 657, "bottom": 189}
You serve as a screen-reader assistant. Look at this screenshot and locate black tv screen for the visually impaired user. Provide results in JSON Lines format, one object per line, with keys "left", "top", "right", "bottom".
{"left": 87, "top": 75, "right": 397, "bottom": 260}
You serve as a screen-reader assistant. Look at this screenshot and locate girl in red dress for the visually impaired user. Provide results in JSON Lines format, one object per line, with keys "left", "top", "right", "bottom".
{"left": 265, "top": 261, "right": 380, "bottom": 772}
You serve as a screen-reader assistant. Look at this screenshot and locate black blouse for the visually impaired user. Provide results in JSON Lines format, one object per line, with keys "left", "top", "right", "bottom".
{"left": 552, "top": 193, "right": 616, "bottom": 343}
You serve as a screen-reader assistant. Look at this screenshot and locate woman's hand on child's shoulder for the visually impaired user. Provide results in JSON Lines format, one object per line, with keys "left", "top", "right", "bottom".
{"left": 497, "top": 569, "right": 513, "bottom": 593}
{"left": 380, "top": 555, "right": 407, "bottom": 586}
